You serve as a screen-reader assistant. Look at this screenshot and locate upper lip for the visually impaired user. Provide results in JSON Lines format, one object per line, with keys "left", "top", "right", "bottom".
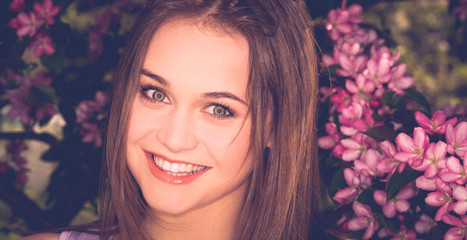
{"left": 144, "top": 150, "right": 207, "bottom": 167}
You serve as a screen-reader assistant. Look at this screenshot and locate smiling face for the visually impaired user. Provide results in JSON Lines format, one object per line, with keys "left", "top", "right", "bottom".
{"left": 126, "top": 19, "right": 253, "bottom": 218}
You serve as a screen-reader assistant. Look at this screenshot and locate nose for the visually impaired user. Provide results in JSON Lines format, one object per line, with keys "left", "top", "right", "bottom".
{"left": 156, "top": 110, "right": 199, "bottom": 153}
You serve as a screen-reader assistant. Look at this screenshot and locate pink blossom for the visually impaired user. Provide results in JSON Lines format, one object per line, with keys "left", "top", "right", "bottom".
{"left": 345, "top": 74, "right": 375, "bottom": 99}
{"left": 346, "top": 4, "right": 363, "bottom": 24}
{"left": 76, "top": 91, "right": 107, "bottom": 123}
{"left": 7, "top": 101, "right": 31, "bottom": 125}
{"left": 319, "top": 86, "right": 333, "bottom": 102}
{"left": 441, "top": 155, "right": 467, "bottom": 185}
{"left": 413, "top": 141, "right": 447, "bottom": 178}
{"left": 442, "top": 215, "right": 467, "bottom": 240}
{"left": 452, "top": 185, "right": 467, "bottom": 215}
{"left": 1, "top": 70, "right": 56, "bottom": 125}
{"left": 446, "top": 122, "right": 467, "bottom": 158}
{"left": 354, "top": 149, "right": 383, "bottom": 177}
{"left": 318, "top": 123, "right": 340, "bottom": 150}
{"left": 347, "top": 201, "right": 379, "bottom": 239}
{"left": 336, "top": 54, "right": 367, "bottom": 77}
{"left": 415, "top": 214, "right": 436, "bottom": 235}
{"left": 6, "top": 140, "right": 28, "bottom": 155}
{"left": 12, "top": 12, "right": 43, "bottom": 37}
{"left": 388, "top": 225, "right": 417, "bottom": 240}
{"left": 321, "top": 54, "right": 335, "bottom": 67}
{"left": 5, "top": 140, "right": 29, "bottom": 183}
{"left": 9, "top": 0, "right": 25, "bottom": 12}
{"left": 333, "top": 168, "right": 372, "bottom": 205}
{"left": 326, "top": 9, "right": 352, "bottom": 41}
{"left": 415, "top": 111, "right": 458, "bottom": 135}
{"left": 373, "top": 185, "right": 415, "bottom": 218}
{"left": 29, "top": 33, "right": 55, "bottom": 57}
{"left": 416, "top": 175, "right": 437, "bottom": 191}
{"left": 330, "top": 87, "right": 351, "bottom": 112}
{"left": 92, "top": 7, "right": 113, "bottom": 35}
{"left": 80, "top": 122, "right": 103, "bottom": 148}
{"left": 0, "top": 162, "right": 8, "bottom": 174}
{"left": 425, "top": 183, "right": 453, "bottom": 221}
{"left": 394, "top": 127, "right": 429, "bottom": 167}
{"left": 8, "top": 17, "right": 21, "bottom": 29}
{"left": 340, "top": 41, "right": 363, "bottom": 56}
{"left": 377, "top": 141, "right": 407, "bottom": 175}
{"left": 387, "top": 64, "right": 414, "bottom": 94}
{"left": 33, "top": 0, "right": 60, "bottom": 25}
{"left": 15, "top": 167, "right": 29, "bottom": 183}
{"left": 362, "top": 53, "right": 392, "bottom": 87}
{"left": 339, "top": 102, "right": 363, "bottom": 135}
{"left": 88, "top": 31, "right": 103, "bottom": 60}
{"left": 453, "top": 0, "right": 467, "bottom": 23}
{"left": 442, "top": 104, "right": 467, "bottom": 122}
{"left": 35, "top": 103, "right": 57, "bottom": 122}
{"left": 340, "top": 133, "right": 376, "bottom": 161}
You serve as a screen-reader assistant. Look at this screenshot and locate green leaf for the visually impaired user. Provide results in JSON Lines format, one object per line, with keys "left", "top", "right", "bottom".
{"left": 376, "top": 214, "right": 401, "bottom": 234}
{"left": 41, "top": 47, "right": 65, "bottom": 73}
{"left": 36, "top": 84, "right": 58, "bottom": 104}
{"left": 326, "top": 64, "right": 340, "bottom": 78}
{"left": 324, "top": 156, "right": 340, "bottom": 168}
{"left": 387, "top": 169, "right": 423, "bottom": 201}
{"left": 5, "top": 80, "right": 20, "bottom": 90}
{"left": 362, "top": 125, "right": 397, "bottom": 142}
{"left": 405, "top": 88, "right": 431, "bottom": 113}
{"left": 356, "top": 188, "right": 375, "bottom": 205}
{"left": 391, "top": 95, "right": 406, "bottom": 110}
{"left": 328, "top": 167, "right": 347, "bottom": 198}
{"left": 382, "top": 91, "right": 395, "bottom": 106}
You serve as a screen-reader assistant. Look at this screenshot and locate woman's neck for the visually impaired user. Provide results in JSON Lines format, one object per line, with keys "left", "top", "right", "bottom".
{"left": 144, "top": 183, "right": 248, "bottom": 240}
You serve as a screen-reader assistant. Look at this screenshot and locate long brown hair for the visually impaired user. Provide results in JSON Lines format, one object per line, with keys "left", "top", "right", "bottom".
{"left": 101, "top": 0, "right": 319, "bottom": 239}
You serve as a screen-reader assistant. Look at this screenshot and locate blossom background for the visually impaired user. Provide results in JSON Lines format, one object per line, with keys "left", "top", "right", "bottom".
{"left": 0, "top": 0, "right": 466, "bottom": 239}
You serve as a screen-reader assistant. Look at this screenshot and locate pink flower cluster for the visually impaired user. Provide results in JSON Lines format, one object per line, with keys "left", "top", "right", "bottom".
{"left": 319, "top": 4, "right": 415, "bottom": 140}
{"left": 76, "top": 91, "right": 107, "bottom": 147}
{"left": 0, "top": 70, "right": 57, "bottom": 125}
{"left": 319, "top": 2, "right": 467, "bottom": 239}
{"left": 0, "top": 140, "right": 29, "bottom": 183}
{"left": 86, "top": 0, "right": 140, "bottom": 59}
{"left": 454, "top": 0, "right": 467, "bottom": 23}
{"left": 8, "top": 0, "right": 59, "bottom": 57}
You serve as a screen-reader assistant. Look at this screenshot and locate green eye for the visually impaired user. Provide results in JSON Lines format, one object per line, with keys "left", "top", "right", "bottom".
{"left": 213, "top": 105, "right": 227, "bottom": 115}
{"left": 152, "top": 90, "right": 166, "bottom": 101}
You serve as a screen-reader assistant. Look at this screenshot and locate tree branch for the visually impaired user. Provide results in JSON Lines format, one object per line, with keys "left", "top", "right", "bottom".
{"left": 0, "top": 132, "right": 57, "bottom": 145}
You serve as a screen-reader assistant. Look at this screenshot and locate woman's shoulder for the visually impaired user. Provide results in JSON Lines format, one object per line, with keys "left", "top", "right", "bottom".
{"left": 20, "top": 233, "right": 59, "bottom": 240}
{"left": 20, "top": 231, "right": 101, "bottom": 240}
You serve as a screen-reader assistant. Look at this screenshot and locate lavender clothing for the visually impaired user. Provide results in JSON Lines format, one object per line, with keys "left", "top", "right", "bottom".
{"left": 58, "top": 231, "right": 101, "bottom": 240}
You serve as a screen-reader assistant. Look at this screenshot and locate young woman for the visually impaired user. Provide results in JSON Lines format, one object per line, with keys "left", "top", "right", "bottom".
{"left": 23, "top": 0, "right": 323, "bottom": 239}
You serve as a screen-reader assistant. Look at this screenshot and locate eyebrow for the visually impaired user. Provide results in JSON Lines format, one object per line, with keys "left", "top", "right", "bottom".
{"left": 140, "top": 68, "right": 248, "bottom": 106}
{"left": 203, "top": 92, "right": 249, "bottom": 106}
{"left": 140, "top": 69, "right": 168, "bottom": 86}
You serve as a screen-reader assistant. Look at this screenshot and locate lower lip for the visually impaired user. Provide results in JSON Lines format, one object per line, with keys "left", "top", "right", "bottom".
{"left": 145, "top": 152, "right": 208, "bottom": 185}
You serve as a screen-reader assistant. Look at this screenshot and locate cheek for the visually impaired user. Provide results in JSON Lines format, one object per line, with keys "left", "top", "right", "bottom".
{"left": 203, "top": 121, "right": 253, "bottom": 168}
{"left": 126, "top": 100, "right": 155, "bottom": 144}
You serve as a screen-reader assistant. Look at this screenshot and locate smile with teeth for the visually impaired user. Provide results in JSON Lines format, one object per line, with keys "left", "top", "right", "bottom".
{"left": 152, "top": 154, "right": 206, "bottom": 177}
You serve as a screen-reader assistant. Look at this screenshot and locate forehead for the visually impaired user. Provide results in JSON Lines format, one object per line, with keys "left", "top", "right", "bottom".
{"left": 141, "top": 19, "right": 250, "bottom": 96}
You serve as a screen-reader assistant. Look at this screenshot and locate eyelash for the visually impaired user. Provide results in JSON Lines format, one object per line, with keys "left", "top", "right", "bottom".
{"left": 140, "top": 84, "right": 169, "bottom": 104}
{"left": 139, "top": 84, "right": 235, "bottom": 120}
{"left": 206, "top": 103, "right": 235, "bottom": 120}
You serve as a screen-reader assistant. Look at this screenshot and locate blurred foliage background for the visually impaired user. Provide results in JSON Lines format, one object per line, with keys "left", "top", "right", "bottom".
{"left": 0, "top": 0, "right": 466, "bottom": 239}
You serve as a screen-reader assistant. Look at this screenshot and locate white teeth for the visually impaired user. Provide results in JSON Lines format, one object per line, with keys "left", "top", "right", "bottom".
{"left": 170, "top": 163, "right": 179, "bottom": 173}
{"left": 152, "top": 154, "right": 206, "bottom": 176}
{"left": 179, "top": 164, "right": 186, "bottom": 172}
{"left": 163, "top": 161, "right": 171, "bottom": 171}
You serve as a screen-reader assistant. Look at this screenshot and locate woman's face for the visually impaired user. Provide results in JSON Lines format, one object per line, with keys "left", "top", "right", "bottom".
{"left": 126, "top": 20, "right": 253, "bottom": 217}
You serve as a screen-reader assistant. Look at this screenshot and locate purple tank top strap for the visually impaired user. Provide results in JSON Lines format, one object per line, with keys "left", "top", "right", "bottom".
{"left": 58, "top": 231, "right": 101, "bottom": 240}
